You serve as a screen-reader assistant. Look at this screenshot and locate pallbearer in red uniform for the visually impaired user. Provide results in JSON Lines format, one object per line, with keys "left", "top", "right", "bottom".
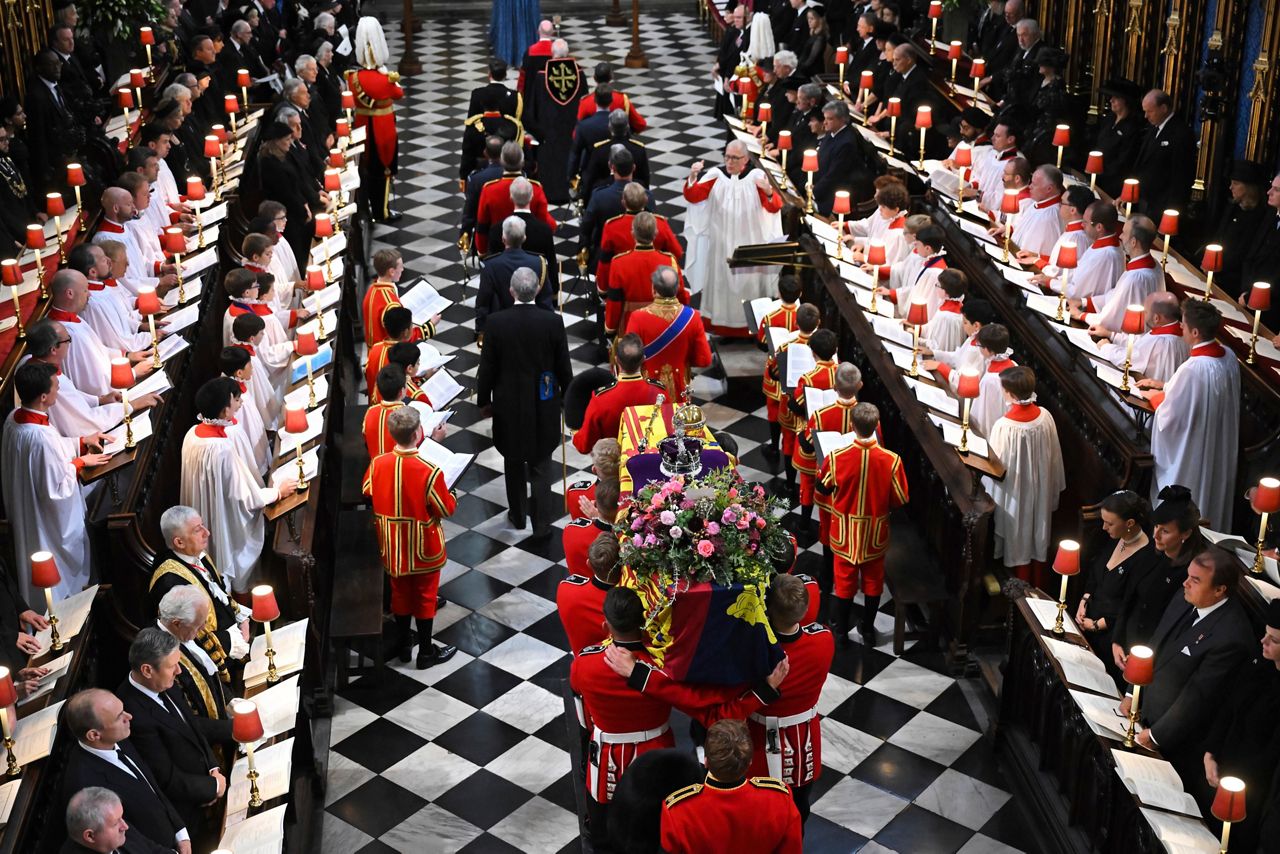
{"left": 362, "top": 248, "right": 441, "bottom": 345}
{"left": 604, "top": 213, "right": 687, "bottom": 338}
{"left": 660, "top": 720, "right": 803, "bottom": 854}
{"left": 624, "top": 266, "right": 712, "bottom": 399}
{"left": 572, "top": 335, "right": 664, "bottom": 454}
{"left": 362, "top": 406, "right": 459, "bottom": 669}
{"left": 567, "top": 438, "right": 622, "bottom": 520}
{"left": 563, "top": 479, "right": 619, "bottom": 577}
{"left": 816, "top": 403, "right": 909, "bottom": 647}
{"left": 786, "top": 329, "right": 838, "bottom": 519}
{"left": 772, "top": 305, "right": 820, "bottom": 483}
{"left": 350, "top": 18, "right": 405, "bottom": 222}
{"left": 557, "top": 533, "right": 620, "bottom": 655}
{"left": 757, "top": 277, "right": 803, "bottom": 458}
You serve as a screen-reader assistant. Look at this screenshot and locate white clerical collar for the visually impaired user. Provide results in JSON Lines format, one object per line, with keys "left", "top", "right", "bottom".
{"left": 127, "top": 673, "right": 169, "bottom": 710}
{"left": 1195, "top": 597, "right": 1228, "bottom": 623}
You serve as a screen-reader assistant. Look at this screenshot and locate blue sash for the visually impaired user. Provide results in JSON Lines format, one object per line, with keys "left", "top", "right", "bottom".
{"left": 643, "top": 306, "right": 696, "bottom": 360}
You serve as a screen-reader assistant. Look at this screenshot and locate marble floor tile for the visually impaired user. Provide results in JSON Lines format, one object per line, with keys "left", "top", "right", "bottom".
{"left": 330, "top": 697, "right": 380, "bottom": 745}
{"left": 480, "top": 633, "right": 568, "bottom": 680}
{"left": 816, "top": 672, "right": 860, "bottom": 716}
{"left": 383, "top": 687, "right": 476, "bottom": 741}
{"left": 477, "top": 587, "right": 559, "bottom": 631}
{"left": 323, "top": 752, "right": 377, "bottom": 807}
{"left": 382, "top": 742, "right": 481, "bottom": 802}
{"left": 485, "top": 735, "right": 572, "bottom": 793}
{"left": 427, "top": 600, "right": 473, "bottom": 634}
{"left": 378, "top": 803, "right": 484, "bottom": 853}
{"left": 481, "top": 680, "right": 566, "bottom": 732}
{"left": 474, "top": 548, "right": 556, "bottom": 585}
{"left": 888, "top": 712, "right": 983, "bottom": 766}
{"left": 487, "top": 796, "right": 581, "bottom": 854}
{"left": 915, "top": 769, "right": 1012, "bottom": 832}
{"left": 320, "top": 812, "right": 373, "bottom": 853}
{"left": 957, "top": 833, "right": 1027, "bottom": 854}
{"left": 864, "top": 658, "right": 956, "bottom": 709}
{"left": 817, "top": 717, "right": 884, "bottom": 775}
{"left": 812, "top": 776, "right": 909, "bottom": 839}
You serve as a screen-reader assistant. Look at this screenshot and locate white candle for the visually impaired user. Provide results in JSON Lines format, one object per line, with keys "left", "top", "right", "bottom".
{"left": 1058, "top": 573, "right": 1069, "bottom": 604}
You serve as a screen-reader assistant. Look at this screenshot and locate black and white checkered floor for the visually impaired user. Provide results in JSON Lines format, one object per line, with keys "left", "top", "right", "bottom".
{"left": 321, "top": 11, "right": 1035, "bottom": 853}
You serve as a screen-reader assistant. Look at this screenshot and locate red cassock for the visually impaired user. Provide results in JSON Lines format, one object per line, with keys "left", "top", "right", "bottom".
{"left": 624, "top": 300, "right": 713, "bottom": 400}
{"left": 604, "top": 247, "right": 686, "bottom": 335}
{"left": 228, "top": 301, "right": 300, "bottom": 329}
{"left": 774, "top": 336, "right": 813, "bottom": 456}
{"left": 572, "top": 373, "right": 664, "bottom": 454}
{"left": 566, "top": 478, "right": 597, "bottom": 519}
{"left": 746, "top": 624, "right": 833, "bottom": 786}
{"left": 800, "top": 397, "right": 858, "bottom": 521}
{"left": 660, "top": 777, "right": 803, "bottom": 854}
{"left": 362, "top": 449, "right": 457, "bottom": 618}
{"left": 556, "top": 573, "right": 611, "bottom": 654}
{"left": 817, "top": 437, "right": 909, "bottom": 597}
{"left": 563, "top": 516, "right": 614, "bottom": 578}
{"left": 347, "top": 67, "right": 405, "bottom": 167}
{"left": 789, "top": 362, "right": 838, "bottom": 507}
{"left": 597, "top": 212, "right": 683, "bottom": 295}
{"left": 363, "top": 400, "right": 403, "bottom": 464}
{"left": 475, "top": 173, "right": 557, "bottom": 255}
{"left": 758, "top": 304, "right": 799, "bottom": 422}
{"left": 575, "top": 90, "right": 648, "bottom": 133}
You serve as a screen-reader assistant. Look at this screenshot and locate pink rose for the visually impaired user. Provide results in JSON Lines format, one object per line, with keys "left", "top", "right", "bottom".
{"left": 706, "top": 521, "right": 720, "bottom": 536}
{"left": 632, "top": 535, "right": 644, "bottom": 547}
{"left": 697, "top": 540, "right": 715, "bottom": 557}
{"left": 755, "top": 517, "right": 766, "bottom": 528}
{"left": 644, "top": 534, "right": 658, "bottom": 546}
{"left": 754, "top": 485, "right": 766, "bottom": 498}
{"left": 737, "top": 518, "right": 750, "bottom": 530}
{"left": 650, "top": 493, "right": 665, "bottom": 508}
{"left": 680, "top": 499, "right": 695, "bottom": 510}
{"left": 660, "top": 510, "right": 676, "bottom": 525}
{"left": 728, "top": 488, "right": 739, "bottom": 498}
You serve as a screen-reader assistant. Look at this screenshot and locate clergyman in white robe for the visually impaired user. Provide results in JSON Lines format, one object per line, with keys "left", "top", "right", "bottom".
{"left": 1098, "top": 322, "right": 1189, "bottom": 384}
{"left": 986, "top": 400, "right": 1066, "bottom": 567}
{"left": 1085, "top": 254, "right": 1165, "bottom": 333}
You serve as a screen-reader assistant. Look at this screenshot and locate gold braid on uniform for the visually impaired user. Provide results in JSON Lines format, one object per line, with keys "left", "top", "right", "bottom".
{"left": 149, "top": 560, "right": 232, "bottom": 683}
{"left": 176, "top": 645, "right": 222, "bottom": 717}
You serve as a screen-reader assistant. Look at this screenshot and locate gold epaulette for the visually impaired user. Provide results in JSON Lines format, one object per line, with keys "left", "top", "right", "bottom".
{"left": 604, "top": 212, "right": 629, "bottom": 225}
{"left": 388, "top": 71, "right": 401, "bottom": 84}
{"left": 664, "top": 783, "right": 704, "bottom": 808}
{"left": 748, "top": 776, "right": 790, "bottom": 793}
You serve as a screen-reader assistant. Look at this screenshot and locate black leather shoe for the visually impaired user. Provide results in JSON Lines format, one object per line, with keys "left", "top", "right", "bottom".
{"left": 418, "top": 643, "right": 458, "bottom": 669}
{"left": 507, "top": 512, "right": 527, "bottom": 530}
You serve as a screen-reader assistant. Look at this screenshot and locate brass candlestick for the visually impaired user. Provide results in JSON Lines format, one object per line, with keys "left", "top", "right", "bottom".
{"left": 1254, "top": 508, "right": 1273, "bottom": 575}
{"left": 246, "top": 745, "right": 263, "bottom": 807}
{"left": 53, "top": 216, "right": 65, "bottom": 262}
{"left": 121, "top": 390, "right": 135, "bottom": 450}
{"left": 1121, "top": 335, "right": 1135, "bottom": 393}
{"left": 44, "top": 588, "right": 62, "bottom": 651}
{"left": 909, "top": 325, "right": 920, "bottom": 377}
{"left": 958, "top": 398, "right": 972, "bottom": 453}
{"left": 1248, "top": 308, "right": 1263, "bottom": 365}
{"left": 889, "top": 115, "right": 898, "bottom": 157}
{"left": 262, "top": 620, "right": 279, "bottom": 683}
{"left": 1123, "top": 683, "right": 1143, "bottom": 748}
{"left": 1052, "top": 572, "right": 1069, "bottom": 635}
{"left": 1056, "top": 268, "right": 1071, "bottom": 321}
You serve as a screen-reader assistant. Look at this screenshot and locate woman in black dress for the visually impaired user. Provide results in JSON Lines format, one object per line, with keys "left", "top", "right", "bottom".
{"left": 1110, "top": 485, "right": 1204, "bottom": 673}
{"left": 797, "top": 8, "right": 831, "bottom": 80}
{"left": 1075, "top": 490, "right": 1161, "bottom": 680}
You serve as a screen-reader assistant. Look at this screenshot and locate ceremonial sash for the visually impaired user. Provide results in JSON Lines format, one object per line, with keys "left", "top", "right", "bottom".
{"left": 643, "top": 306, "right": 695, "bottom": 361}
{"left": 149, "top": 559, "right": 232, "bottom": 682}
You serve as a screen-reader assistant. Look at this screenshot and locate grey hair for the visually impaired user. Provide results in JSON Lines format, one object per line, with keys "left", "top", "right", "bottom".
{"left": 128, "top": 626, "right": 179, "bottom": 673}
{"left": 509, "top": 177, "right": 534, "bottom": 207}
{"left": 725, "top": 139, "right": 748, "bottom": 157}
{"left": 159, "top": 505, "right": 201, "bottom": 545}
{"left": 798, "top": 82, "right": 824, "bottom": 102}
{"left": 651, "top": 265, "right": 680, "bottom": 297}
{"left": 162, "top": 82, "right": 191, "bottom": 101}
{"left": 835, "top": 362, "right": 862, "bottom": 392}
{"left": 158, "top": 585, "right": 206, "bottom": 627}
{"left": 316, "top": 42, "right": 334, "bottom": 62}
{"left": 500, "top": 140, "right": 524, "bottom": 171}
{"left": 608, "top": 108, "right": 629, "bottom": 135}
{"left": 502, "top": 215, "right": 527, "bottom": 247}
{"left": 1035, "top": 163, "right": 1064, "bottom": 191}
{"left": 283, "top": 77, "right": 307, "bottom": 98}
{"left": 295, "top": 54, "right": 317, "bottom": 73}
{"left": 822, "top": 99, "right": 851, "bottom": 121}
{"left": 773, "top": 50, "right": 798, "bottom": 70}
{"left": 174, "top": 73, "right": 197, "bottom": 89}
{"left": 231, "top": 19, "right": 251, "bottom": 37}
{"left": 510, "top": 267, "right": 539, "bottom": 302}
{"left": 1016, "top": 18, "right": 1041, "bottom": 37}
{"left": 551, "top": 38, "right": 570, "bottom": 58}
{"left": 66, "top": 787, "right": 122, "bottom": 839}
{"left": 275, "top": 104, "right": 300, "bottom": 125}
{"left": 315, "top": 11, "right": 335, "bottom": 30}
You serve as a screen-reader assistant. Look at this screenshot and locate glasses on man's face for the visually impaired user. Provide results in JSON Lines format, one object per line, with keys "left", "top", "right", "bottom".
{"left": 57, "top": 338, "right": 71, "bottom": 346}
{"left": 725, "top": 154, "right": 747, "bottom": 162}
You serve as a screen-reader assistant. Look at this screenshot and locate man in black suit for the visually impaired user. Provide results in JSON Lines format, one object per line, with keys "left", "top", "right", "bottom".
{"left": 25, "top": 49, "right": 81, "bottom": 197}
{"left": 581, "top": 148, "right": 649, "bottom": 270}
{"left": 871, "top": 44, "right": 929, "bottom": 154}
{"left": 967, "top": 0, "right": 1009, "bottom": 58}
{"left": 62, "top": 787, "right": 177, "bottom": 854}
{"left": 219, "top": 20, "right": 273, "bottom": 95}
{"left": 48, "top": 24, "right": 103, "bottom": 121}
{"left": 477, "top": 268, "right": 572, "bottom": 536}
{"left": 1241, "top": 172, "right": 1280, "bottom": 332}
{"left": 61, "top": 689, "right": 193, "bottom": 854}
{"left": 715, "top": 5, "right": 748, "bottom": 115}
{"left": 579, "top": 110, "right": 650, "bottom": 205}
{"left": 846, "top": 14, "right": 882, "bottom": 82}
{"left": 478, "top": 216, "right": 553, "bottom": 336}
{"left": 991, "top": 17, "right": 1046, "bottom": 110}
{"left": 117, "top": 629, "right": 224, "bottom": 847}
{"left": 156, "top": 586, "right": 234, "bottom": 738}
{"left": 1125, "top": 548, "right": 1254, "bottom": 767}
{"left": 1133, "top": 88, "right": 1197, "bottom": 218}
{"left": 771, "top": 81, "right": 823, "bottom": 188}
{"left": 982, "top": 0, "right": 1024, "bottom": 84}
{"left": 486, "top": 178, "right": 557, "bottom": 278}
{"left": 567, "top": 86, "right": 617, "bottom": 186}
{"left": 814, "top": 100, "right": 875, "bottom": 213}
{"left": 468, "top": 58, "right": 523, "bottom": 120}
{"left": 770, "top": 0, "right": 799, "bottom": 49}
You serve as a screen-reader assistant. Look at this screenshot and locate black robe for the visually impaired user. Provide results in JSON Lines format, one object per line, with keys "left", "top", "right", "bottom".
{"left": 524, "top": 58, "right": 586, "bottom": 204}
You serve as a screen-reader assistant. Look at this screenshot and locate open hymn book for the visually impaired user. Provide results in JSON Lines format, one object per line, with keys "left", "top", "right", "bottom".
{"left": 238, "top": 676, "right": 300, "bottom": 754}
{"left": 1042, "top": 636, "right": 1119, "bottom": 698}
{"left": 1140, "top": 807, "right": 1220, "bottom": 854}
{"left": 245, "top": 619, "right": 308, "bottom": 688}
{"left": 1111, "top": 750, "right": 1202, "bottom": 819}
{"left": 218, "top": 803, "right": 288, "bottom": 854}
{"left": 228, "top": 737, "right": 294, "bottom": 812}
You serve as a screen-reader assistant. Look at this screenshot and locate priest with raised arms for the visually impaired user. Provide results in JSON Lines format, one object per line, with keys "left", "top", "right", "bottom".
{"left": 180, "top": 377, "right": 297, "bottom": 594}
{"left": 682, "top": 139, "right": 784, "bottom": 334}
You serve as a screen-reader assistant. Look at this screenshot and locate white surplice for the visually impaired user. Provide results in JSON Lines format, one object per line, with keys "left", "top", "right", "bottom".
{"left": 57, "top": 311, "right": 119, "bottom": 398}
{"left": 91, "top": 222, "right": 160, "bottom": 295}
{"left": 682, "top": 167, "right": 783, "bottom": 329}
{"left": 81, "top": 281, "right": 151, "bottom": 354}
{"left": 1086, "top": 256, "right": 1165, "bottom": 332}
{"left": 977, "top": 149, "right": 1019, "bottom": 212}
{"left": 935, "top": 335, "right": 985, "bottom": 376}
{"left": 229, "top": 382, "right": 270, "bottom": 475}
{"left": 1150, "top": 342, "right": 1240, "bottom": 530}
{"left": 970, "top": 353, "right": 1016, "bottom": 438}
{"left": 985, "top": 406, "right": 1066, "bottom": 567}
{"left": 889, "top": 254, "right": 947, "bottom": 319}
{"left": 1098, "top": 323, "right": 1189, "bottom": 384}
{"left": 1, "top": 409, "right": 91, "bottom": 602}
{"left": 922, "top": 300, "right": 966, "bottom": 353}
{"left": 1055, "top": 235, "right": 1125, "bottom": 301}
{"left": 1011, "top": 196, "right": 1064, "bottom": 259}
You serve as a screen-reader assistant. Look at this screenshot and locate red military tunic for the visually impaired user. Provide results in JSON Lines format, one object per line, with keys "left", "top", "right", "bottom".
{"left": 798, "top": 396, "right": 857, "bottom": 514}
{"left": 817, "top": 437, "right": 909, "bottom": 597}
{"left": 347, "top": 67, "right": 404, "bottom": 169}
{"left": 604, "top": 246, "right": 686, "bottom": 335}
{"left": 362, "top": 448, "right": 457, "bottom": 618}
{"left": 563, "top": 517, "right": 614, "bottom": 578}
{"left": 758, "top": 303, "right": 799, "bottom": 422}
{"left": 362, "top": 279, "right": 437, "bottom": 344}
{"left": 566, "top": 478, "right": 597, "bottom": 519}
{"left": 624, "top": 299, "right": 713, "bottom": 400}
{"left": 747, "top": 623, "right": 833, "bottom": 786}
{"left": 660, "top": 776, "right": 803, "bottom": 854}
{"left": 774, "top": 335, "right": 813, "bottom": 457}
{"left": 575, "top": 90, "right": 648, "bottom": 133}
{"left": 475, "top": 173, "right": 557, "bottom": 255}
{"left": 556, "top": 573, "right": 612, "bottom": 655}
{"left": 572, "top": 372, "right": 664, "bottom": 454}
{"left": 788, "top": 361, "right": 837, "bottom": 507}
{"left": 596, "top": 213, "right": 683, "bottom": 294}
{"left": 363, "top": 400, "right": 403, "bottom": 463}
{"left": 365, "top": 336, "right": 424, "bottom": 402}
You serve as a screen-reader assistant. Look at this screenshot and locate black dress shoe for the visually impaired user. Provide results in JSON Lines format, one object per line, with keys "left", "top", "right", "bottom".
{"left": 507, "top": 512, "right": 527, "bottom": 530}
{"left": 418, "top": 643, "right": 458, "bottom": 669}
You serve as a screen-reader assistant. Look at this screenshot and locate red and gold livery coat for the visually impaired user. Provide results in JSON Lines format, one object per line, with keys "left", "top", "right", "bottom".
{"left": 362, "top": 448, "right": 457, "bottom": 576}
{"left": 818, "top": 437, "right": 909, "bottom": 564}
{"left": 346, "top": 67, "right": 405, "bottom": 167}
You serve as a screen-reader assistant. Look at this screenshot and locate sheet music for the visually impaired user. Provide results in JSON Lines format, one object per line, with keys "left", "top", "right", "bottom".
{"left": 290, "top": 342, "right": 333, "bottom": 384}
{"left": 1247, "top": 575, "right": 1280, "bottom": 601}
{"left": 814, "top": 430, "right": 857, "bottom": 462}
{"left": 228, "top": 737, "right": 294, "bottom": 810}
{"left": 237, "top": 677, "right": 300, "bottom": 755}
{"left": 401, "top": 280, "right": 451, "bottom": 322}
{"left": 1140, "top": 808, "right": 1219, "bottom": 854}
{"left": 341, "top": 166, "right": 361, "bottom": 192}
{"left": 158, "top": 333, "right": 190, "bottom": 363}
{"left": 903, "top": 377, "right": 959, "bottom": 417}
{"left": 807, "top": 216, "right": 839, "bottom": 245}
{"left": 0, "top": 779, "right": 21, "bottom": 826}
{"left": 183, "top": 226, "right": 219, "bottom": 254}
{"left": 1059, "top": 325, "right": 1103, "bottom": 356}
{"left": 784, "top": 342, "right": 816, "bottom": 388}
{"left": 162, "top": 275, "right": 203, "bottom": 308}
{"left": 276, "top": 409, "right": 324, "bottom": 457}
{"left": 104, "top": 410, "right": 153, "bottom": 455}
{"left": 1003, "top": 266, "right": 1045, "bottom": 294}
{"left": 269, "top": 448, "right": 319, "bottom": 493}
{"left": 1043, "top": 636, "right": 1120, "bottom": 698}
{"left": 315, "top": 283, "right": 343, "bottom": 311}
{"left": 1111, "top": 751, "right": 1201, "bottom": 818}
{"left": 423, "top": 369, "right": 465, "bottom": 410}
{"left": 129, "top": 368, "right": 172, "bottom": 399}
{"left": 1224, "top": 324, "right": 1280, "bottom": 362}
{"left": 870, "top": 314, "right": 915, "bottom": 348}
{"left": 351, "top": 125, "right": 367, "bottom": 144}
{"left": 731, "top": 128, "right": 763, "bottom": 155}
{"left": 885, "top": 343, "right": 918, "bottom": 373}
{"left": 17, "top": 649, "right": 74, "bottom": 706}
{"left": 804, "top": 387, "right": 839, "bottom": 420}
{"left": 929, "top": 168, "right": 963, "bottom": 199}
{"left": 218, "top": 803, "right": 288, "bottom": 853}
{"left": 417, "top": 343, "right": 454, "bottom": 374}
{"left": 11, "top": 699, "right": 65, "bottom": 765}
{"left": 766, "top": 326, "right": 800, "bottom": 355}
{"left": 34, "top": 586, "right": 96, "bottom": 649}
{"left": 246, "top": 619, "right": 308, "bottom": 687}
{"left": 1068, "top": 689, "right": 1130, "bottom": 741}
{"left": 42, "top": 205, "right": 79, "bottom": 239}
{"left": 745, "top": 297, "right": 781, "bottom": 335}
{"left": 1095, "top": 362, "right": 1130, "bottom": 391}
{"left": 837, "top": 260, "right": 877, "bottom": 290}
{"left": 194, "top": 200, "right": 229, "bottom": 225}
{"left": 416, "top": 437, "right": 474, "bottom": 488}
{"left": 927, "top": 413, "right": 989, "bottom": 459}
{"left": 163, "top": 302, "right": 201, "bottom": 334}
{"left": 335, "top": 201, "right": 359, "bottom": 223}
{"left": 1208, "top": 298, "right": 1251, "bottom": 327}
{"left": 408, "top": 404, "right": 451, "bottom": 435}
{"left": 1026, "top": 596, "right": 1079, "bottom": 635}
{"left": 284, "top": 376, "right": 329, "bottom": 411}
{"left": 298, "top": 310, "right": 338, "bottom": 342}
{"left": 181, "top": 247, "right": 218, "bottom": 277}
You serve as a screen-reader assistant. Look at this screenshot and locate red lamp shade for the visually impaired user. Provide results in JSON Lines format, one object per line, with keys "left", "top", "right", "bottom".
{"left": 341, "top": 90, "right": 355, "bottom": 110}
{"left": 1121, "top": 304, "right": 1145, "bottom": 335}
{"left": 314, "top": 213, "right": 334, "bottom": 238}
{"left": 954, "top": 143, "right": 973, "bottom": 168}
{"left": 835, "top": 46, "right": 849, "bottom": 65}
{"left": 295, "top": 330, "right": 319, "bottom": 356}
{"left": 859, "top": 70, "right": 874, "bottom": 90}
{"left": 186, "top": 177, "right": 206, "bottom": 201}
{"left": 66, "top": 163, "right": 85, "bottom": 186}
{"left": 1001, "top": 188, "right": 1021, "bottom": 215}
{"left": 1052, "top": 540, "right": 1081, "bottom": 576}
{"left": 0, "top": 668, "right": 16, "bottom": 709}
{"left": 1212, "top": 778, "right": 1247, "bottom": 824}
{"left": 136, "top": 287, "right": 162, "bottom": 316}
{"left": 335, "top": 118, "right": 350, "bottom": 138}
{"left": 25, "top": 225, "right": 46, "bottom": 250}
{"left": 139, "top": 27, "right": 155, "bottom": 46}
{"left": 1056, "top": 241, "right": 1078, "bottom": 270}
{"left": 30, "top": 551, "right": 60, "bottom": 589}
{"left": 865, "top": 239, "right": 887, "bottom": 267}
{"left": 224, "top": 94, "right": 239, "bottom": 115}
{"left": 957, "top": 368, "right": 981, "bottom": 399}
{"left": 129, "top": 69, "right": 144, "bottom": 89}
{"left": 1201, "top": 244, "right": 1223, "bottom": 273}
{"left": 1, "top": 259, "right": 20, "bottom": 287}
{"left": 1248, "top": 282, "right": 1272, "bottom": 312}
{"left": 777, "top": 130, "right": 793, "bottom": 151}
{"left": 1119, "top": 179, "right": 1140, "bottom": 204}
{"left": 757, "top": 102, "right": 772, "bottom": 123}
{"left": 306, "top": 265, "right": 325, "bottom": 290}
{"left": 324, "top": 169, "right": 342, "bottom": 193}
{"left": 1252, "top": 477, "right": 1280, "bottom": 514}
{"left": 906, "top": 299, "right": 930, "bottom": 327}
{"left": 1051, "top": 124, "right": 1070, "bottom": 148}
{"left": 1085, "top": 151, "right": 1104, "bottom": 175}
{"left": 116, "top": 88, "right": 134, "bottom": 110}
{"left": 801, "top": 149, "right": 819, "bottom": 173}
{"left": 46, "top": 193, "right": 65, "bottom": 217}
{"left": 237, "top": 68, "right": 250, "bottom": 88}
{"left": 887, "top": 97, "right": 902, "bottom": 118}
{"left": 1123, "top": 645, "right": 1154, "bottom": 685}
{"left": 230, "top": 698, "right": 265, "bottom": 743}
{"left": 283, "top": 405, "right": 308, "bottom": 435}
{"left": 251, "top": 585, "right": 281, "bottom": 622}
{"left": 832, "top": 191, "right": 851, "bottom": 216}
{"left": 948, "top": 41, "right": 962, "bottom": 61}
{"left": 328, "top": 149, "right": 345, "bottom": 169}
{"left": 162, "top": 227, "right": 186, "bottom": 255}
{"left": 110, "top": 357, "right": 133, "bottom": 390}
{"left": 1159, "top": 209, "right": 1180, "bottom": 235}
{"left": 928, "top": 0, "right": 943, "bottom": 18}
{"left": 203, "top": 135, "right": 221, "bottom": 158}
{"left": 211, "top": 124, "right": 228, "bottom": 143}
{"left": 971, "top": 58, "right": 986, "bottom": 78}
{"left": 915, "top": 105, "right": 932, "bottom": 129}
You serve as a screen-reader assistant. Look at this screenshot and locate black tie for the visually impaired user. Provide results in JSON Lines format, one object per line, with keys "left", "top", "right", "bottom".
{"left": 1173, "top": 605, "right": 1197, "bottom": 642}
{"left": 116, "top": 747, "right": 157, "bottom": 794}
{"left": 160, "top": 691, "right": 186, "bottom": 723}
